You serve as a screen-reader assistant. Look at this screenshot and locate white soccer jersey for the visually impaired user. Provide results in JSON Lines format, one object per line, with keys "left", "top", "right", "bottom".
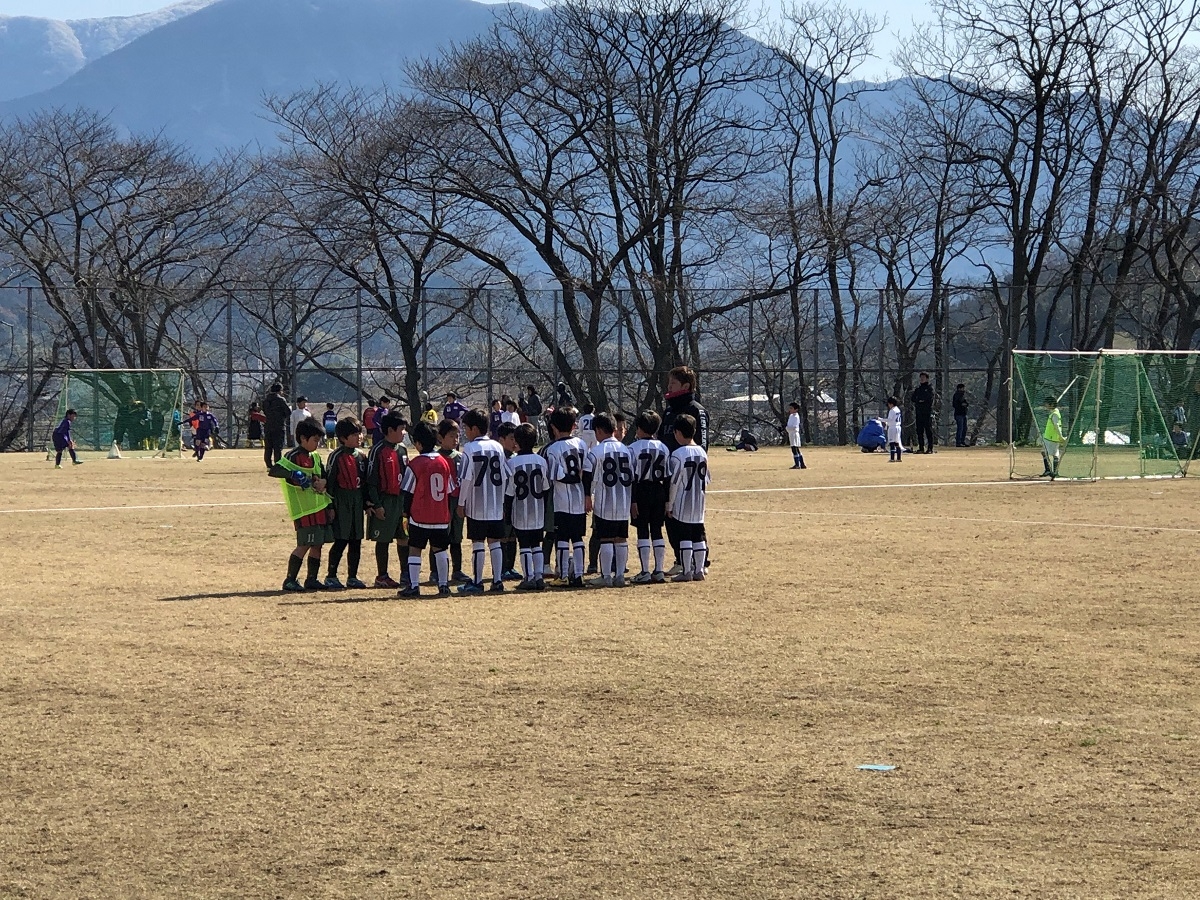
{"left": 458, "top": 436, "right": 513, "bottom": 521}
{"left": 585, "top": 437, "right": 635, "bottom": 521}
{"left": 628, "top": 437, "right": 670, "bottom": 486}
{"left": 577, "top": 413, "right": 596, "bottom": 448}
{"left": 886, "top": 407, "right": 903, "bottom": 443}
{"left": 787, "top": 412, "right": 802, "bottom": 448}
{"left": 544, "top": 435, "right": 587, "bottom": 515}
{"left": 669, "top": 444, "right": 710, "bottom": 524}
{"left": 508, "top": 452, "right": 550, "bottom": 532}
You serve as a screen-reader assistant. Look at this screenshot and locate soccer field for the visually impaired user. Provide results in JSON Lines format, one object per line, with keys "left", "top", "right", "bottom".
{"left": 2, "top": 447, "right": 1197, "bottom": 899}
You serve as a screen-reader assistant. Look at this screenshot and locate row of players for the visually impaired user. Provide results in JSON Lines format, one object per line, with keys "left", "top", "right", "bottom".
{"left": 269, "top": 406, "right": 709, "bottom": 596}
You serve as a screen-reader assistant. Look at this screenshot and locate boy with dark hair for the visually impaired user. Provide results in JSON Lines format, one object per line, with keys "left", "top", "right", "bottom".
{"left": 629, "top": 410, "right": 670, "bottom": 583}
{"left": 324, "top": 416, "right": 368, "bottom": 589}
{"left": 322, "top": 402, "right": 338, "bottom": 449}
{"left": 786, "top": 402, "right": 806, "bottom": 469}
{"left": 290, "top": 396, "right": 311, "bottom": 446}
{"left": 270, "top": 417, "right": 332, "bottom": 591}
{"left": 886, "top": 396, "right": 903, "bottom": 462}
{"left": 366, "top": 412, "right": 409, "bottom": 589}
{"left": 457, "top": 408, "right": 513, "bottom": 593}
{"left": 52, "top": 409, "right": 82, "bottom": 468}
{"left": 371, "top": 396, "right": 392, "bottom": 446}
{"left": 188, "top": 401, "right": 219, "bottom": 461}
{"left": 443, "top": 391, "right": 469, "bottom": 422}
{"left": 496, "top": 421, "right": 522, "bottom": 580}
{"left": 668, "top": 414, "right": 710, "bottom": 582}
{"left": 398, "top": 420, "right": 456, "bottom": 598}
{"left": 583, "top": 413, "right": 634, "bottom": 587}
{"left": 509, "top": 423, "right": 549, "bottom": 591}
{"left": 361, "top": 397, "right": 378, "bottom": 445}
{"left": 544, "top": 406, "right": 588, "bottom": 586}
{"left": 578, "top": 402, "right": 597, "bottom": 450}
{"left": 1041, "top": 396, "right": 1066, "bottom": 478}
{"left": 431, "top": 419, "right": 468, "bottom": 583}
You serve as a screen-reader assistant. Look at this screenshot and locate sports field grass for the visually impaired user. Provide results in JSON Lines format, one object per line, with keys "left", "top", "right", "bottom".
{"left": 1, "top": 446, "right": 1197, "bottom": 899}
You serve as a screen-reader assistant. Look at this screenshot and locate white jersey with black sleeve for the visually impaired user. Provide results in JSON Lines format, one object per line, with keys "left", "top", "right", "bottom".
{"left": 544, "top": 435, "right": 587, "bottom": 515}
{"left": 584, "top": 437, "right": 635, "bottom": 521}
{"left": 508, "top": 452, "right": 551, "bottom": 532}
{"left": 458, "top": 436, "right": 513, "bottom": 522}
{"left": 668, "top": 444, "right": 710, "bottom": 525}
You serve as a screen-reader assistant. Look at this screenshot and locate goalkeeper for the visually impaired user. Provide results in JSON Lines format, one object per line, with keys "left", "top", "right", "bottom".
{"left": 269, "top": 418, "right": 333, "bottom": 591}
{"left": 1041, "top": 397, "right": 1067, "bottom": 479}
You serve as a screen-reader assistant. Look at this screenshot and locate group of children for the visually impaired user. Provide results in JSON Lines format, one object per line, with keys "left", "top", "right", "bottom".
{"left": 269, "top": 404, "right": 710, "bottom": 597}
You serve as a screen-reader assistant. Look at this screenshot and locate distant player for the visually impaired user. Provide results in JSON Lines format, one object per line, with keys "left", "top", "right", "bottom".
{"left": 365, "top": 412, "right": 409, "bottom": 589}
{"left": 628, "top": 410, "right": 670, "bottom": 583}
{"left": 508, "top": 422, "right": 550, "bottom": 591}
{"left": 668, "top": 414, "right": 709, "bottom": 582}
{"left": 583, "top": 413, "right": 634, "bottom": 587}
{"left": 290, "top": 396, "right": 312, "bottom": 446}
{"left": 324, "top": 417, "right": 368, "bottom": 590}
{"left": 322, "top": 403, "right": 338, "bottom": 449}
{"left": 247, "top": 402, "right": 266, "bottom": 448}
{"left": 544, "top": 406, "right": 589, "bottom": 586}
{"left": 577, "top": 402, "right": 597, "bottom": 449}
{"left": 269, "top": 418, "right": 332, "bottom": 591}
{"left": 1042, "top": 397, "right": 1066, "bottom": 479}
{"left": 786, "top": 402, "right": 807, "bottom": 469}
{"left": 398, "top": 420, "right": 457, "bottom": 598}
{"left": 52, "top": 408, "right": 82, "bottom": 468}
{"left": 361, "top": 397, "right": 378, "bottom": 445}
{"left": 371, "top": 396, "right": 393, "bottom": 446}
{"left": 496, "top": 421, "right": 522, "bottom": 580}
{"left": 431, "top": 419, "right": 468, "bottom": 583}
{"left": 885, "top": 397, "right": 903, "bottom": 462}
{"left": 187, "top": 402, "right": 219, "bottom": 461}
{"left": 457, "top": 408, "right": 514, "bottom": 594}
{"left": 443, "top": 392, "right": 469, "bottom": 422}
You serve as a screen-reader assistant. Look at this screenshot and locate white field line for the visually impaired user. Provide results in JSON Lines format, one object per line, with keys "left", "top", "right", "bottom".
{"left": 0, "top": 500, "right": 282, "bottom": 515}
{"left": 709, "top": 506, "right": 1200, "bottom": 535}
{"left": 708, "top": 479, "right": 1050, "bottom": 495}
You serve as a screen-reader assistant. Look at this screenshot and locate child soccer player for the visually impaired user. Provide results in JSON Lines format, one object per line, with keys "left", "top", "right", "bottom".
{"left": 1041, "top": 397, "right": 1066, "bottom": 478}
{"left": 668, "top": 414, "right": 710, "bottom": 582}
{"left": 629, "top": 410, "right": 670, "bottom": 583}
{"left": 247, "top": 402, "right": 266, "bottom": 448}
{"left": 578, "top": 403, "right": 597, "bottom": 449}
{"left": 290, "top": 397, "right": 312, "bottom": 445}
{"left": 362, "top": 397, "right": 377, "bottom": 445}
{"left": 787, "top": 402, "right": 807, "bottom": 469}
{"left": 431, "top": 419, "right": 468, "bottom": 583}
{"left": 324, "top": 416, "right": 368, "bottom": 589}
{"left": 509, "top": 423, "right": 549, "bottom": 591}
{"left": 188, "top": 402, "right": 219, "bottom": 461}
{"left": 366, "top": 412, "right": 409, "bottom": 589}
{"left": 322, "top": 403, "right": 338, "bottom": 449}
{"left": 457, "top": 409, "right": 513, "bottom": 593}
{"left": 544, "top": 406, "right": 589, "bottom": 587}
{"left": 496, "top": 421, "right": 523, "bottom": 580}
{"left": 52, "top": 409, "right": 82, "bottom": 468}
{"left": 583, "top": 413, "right": 634, "bottom": 587}
{"left": 270, "top": 418, "right": 333, "bottom": 591}
{"left": 398, "top": 420, "right": 457, "bottom": 598}
{"left": 885, "top": 397, "right": 903, "bottom": 462}
{"left": 371, "top": 396, "right": 392, "bottom": 446}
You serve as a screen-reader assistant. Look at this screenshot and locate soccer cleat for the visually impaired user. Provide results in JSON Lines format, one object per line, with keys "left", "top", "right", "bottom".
{"left": 72, "top": 459, "right": 84, "bottom": 465}
{"left": 666, "top": 563, "right": 683, "bottom": 576}
{"left": 585, "top": 566, "right": 598, "bottom": 576}
{"left": 374, "top": 575, "right": 401, "bottom": 589}
{"left": 437, "top": 585, "right": 452, "bottom": 598}
{"left": 346, "top": 577, "right": 367, "bottom": 589}
{"left": 691, "top": 571, "right": 706, "bottom": 582}
{"left": 458, "top": 581, "right": 485, "bottom": 595}
{"left": 516, "top": 579, "right": 539, "bottom": 592}
{"left": 801, "top": 464, "right": 807, "bottom": 469}
{"left": 452, "top": 570, "right": 472, "bottom": 584}
{"left": 303, "top": 577, "right": 327, "bottom": 591}
{"left": 568, "top": 576, "right": 586, "bottom": 589}
{"left": 672, "top": 572, "right": 693, "bottom": 583}
{"left": 282, "top": 578, "right": 305, "bottom": 592}
{"left": 502, "top": 569, "right": 523, "bottom": 581}
{"left": 790, "top": 464, "right": 800, "bottom": 469}
{"left": 632, "top": 571, "right": 652, "bottom": 584}
{"left": 490, "top": 581, "right": 506, "bottom": 593}
{"left": 323, "top": 575, "right": 344, "bottom": 590}
{"left": 54, "top": 464, "right": 62, "bottom": 469}
{"left": 398, "top": 585, "right": 421, "bottom": 598}
{"left": 613, "top": 574, "right": 626, "bottom": 588}
{"left": 587, "top": 575, "right": 612, "bottom": 588}
{"left": 651, "top": 570, "right": 666, "bottom": 584}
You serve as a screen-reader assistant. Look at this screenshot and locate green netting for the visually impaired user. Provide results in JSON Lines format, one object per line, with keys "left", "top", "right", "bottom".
{"left": 53, "top": 370, "right": 185, "bottom": 455}
{"left": 1010, "top": 352, "right": 1200, "bottom": 480}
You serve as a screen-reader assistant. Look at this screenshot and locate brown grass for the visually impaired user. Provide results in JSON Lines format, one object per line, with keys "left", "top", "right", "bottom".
{"left": 1, "top": 446, "right": 1198, "bottom": 899}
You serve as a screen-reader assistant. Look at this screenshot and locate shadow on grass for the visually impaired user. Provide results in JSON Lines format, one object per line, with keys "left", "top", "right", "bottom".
{"left": 158, "top": 589, "right": 396, "bottom": 603}
{"left": 156, "top": 589, "right": 289, "bottom": 602}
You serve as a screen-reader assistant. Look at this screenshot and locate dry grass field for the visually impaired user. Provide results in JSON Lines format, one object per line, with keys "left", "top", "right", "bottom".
{"left": 1, "top": 445, "right": 1198, "bottom": 899}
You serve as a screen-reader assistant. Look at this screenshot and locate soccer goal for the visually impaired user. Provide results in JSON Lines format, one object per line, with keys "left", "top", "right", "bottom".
{"left": 51, "top": 369, "right": 186, "bottom": 458}
{"left": 1009, "top": 350, "right": 1200, "bottom": 480}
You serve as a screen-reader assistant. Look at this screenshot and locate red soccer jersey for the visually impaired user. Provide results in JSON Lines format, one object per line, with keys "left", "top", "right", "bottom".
{"left": 401, "top": 452, "right": 456, "bottom": 528}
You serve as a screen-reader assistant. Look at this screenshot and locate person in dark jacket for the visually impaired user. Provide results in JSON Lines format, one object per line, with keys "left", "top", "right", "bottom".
{"left": 952, "top": 383, "right": 969, "bottom": 447}
{"left": 911, "top": 371, "right": 935, "bottom": 454}
{"left": 555, "top": 381, "right": 574, "bottom": 409}
{"left": 658, "top": 365, "right": 709, "bottom": 452}
{"left": 262, "top": 383, "right": 292, "bottom": 471}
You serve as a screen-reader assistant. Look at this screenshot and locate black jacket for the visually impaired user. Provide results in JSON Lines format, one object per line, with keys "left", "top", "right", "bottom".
{"left": 912, "top": 382, "right": 934, "bottom": 415}
{"left": 659, "top": 391, "right": 709, "bottom": 451}
{"left": 263, "top": 393, "right": 292, "bottom": 437}
{"left": 952, "top": 389, "right": 968, "bottom": 416}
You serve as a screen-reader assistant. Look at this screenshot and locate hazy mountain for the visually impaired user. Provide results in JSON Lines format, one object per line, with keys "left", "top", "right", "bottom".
{"left": 0, "top": 1, "right": 216, "bottom": 102}
{"left": 0, "top": 0, "right": 514, "bottom": 155}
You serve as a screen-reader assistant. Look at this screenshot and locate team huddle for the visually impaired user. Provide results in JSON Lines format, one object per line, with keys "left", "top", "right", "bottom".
{"left": 269, "top": 403, "right": 710, "bottom": 597}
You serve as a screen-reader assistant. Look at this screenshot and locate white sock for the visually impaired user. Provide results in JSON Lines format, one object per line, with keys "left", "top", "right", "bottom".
{"left": 599, "top": 544, "right": 614, "bottom": 579}
{"left": 472, "top": 541, "right": 486, "bottom": 584}
{"left": 653, "top": 539, "right": 666, "bottom": 572}
{"left": 434, "top": 550, "right": 449, "bottom": 587}
{"left": 637, "top": 539, "right": 651, "bottom": 573}
{"left": 680, "top": 540, "right": 694, "bottom": 575}
{"left": 557, "top": 542, "right": 569, "bottom": 579}
{"left": 572, "top": 543, "right": 585, "bottom": 579}
{"left": 407, "top": 554, "right": 421, "bottom": 588}
{"left": 692, "top": 541, "right": 707, "bottom": 574}
{"left": 490, "top": 543, "right": 504, "bottom": 584}
{"left": 520, "top": 548, "right": 534, "bottom": 582}
{"left": 533, "top": 547, "right": 544, "bottom": 581}
{"left": 614, "top": 543, "right": 629, "bottom": 577}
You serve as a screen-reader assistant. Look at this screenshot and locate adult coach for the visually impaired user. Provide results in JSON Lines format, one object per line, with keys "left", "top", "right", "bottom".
{"left": 911, "top": 371, "right": 935, "bottom": 454}
{"left": 262, "top": 383, "right": 291, "bottom": 471}
{"left": 658, "top": 365, "right": 709, "bottom": 574}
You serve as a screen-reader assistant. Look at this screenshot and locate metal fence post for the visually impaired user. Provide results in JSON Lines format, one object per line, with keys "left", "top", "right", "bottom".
{"left": 812, "top": 288, "right": 820, "bottom": 445}
{"left": 225, "top": 294, "right": 234, "bottom": 443}
{"left": 486, "top": 288, "right": 494, "bottom": 402}
{"left": 746, "top": 298, "right": 754, "bottom": 426}
{"left": 355, "top": 288, "right": 363, "bottom": 406}
{"left": 26, "top": 286, "right": 34, "bottom": 452}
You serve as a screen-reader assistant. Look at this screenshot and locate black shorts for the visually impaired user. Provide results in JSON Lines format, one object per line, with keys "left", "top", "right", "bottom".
{"left": 515, "top": 528, "right": 543, "bottom": 549}
{"left": 466, "top": 517, "right": 507, "bottom": 541}
{"left": 630, "top": 499, "right": 666, "bottom": 529}
{"left": 592, "top": 516, "right": 629, "bottom": 541}
{"left": 554, "top": 511, "right": 586, "bottom": 541}
{"left": 407, "top": 524, "right": 451, "bottom": 551}
{"left": 674, "top": 521, "right": 706, "bottom": 543}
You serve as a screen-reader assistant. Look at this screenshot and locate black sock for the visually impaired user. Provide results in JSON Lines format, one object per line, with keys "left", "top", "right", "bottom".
{"left": 588, "top": 531, "right": 600, "bottom": 569}
{"left": 328, "top": 540, "right": 346, "bottom": 577}
{"left": 347, "top": 541, "right": 361, "bottom": 579}
{"left": 503, "top": 540, "right": 517, "bottom": 572}
{"left": 375, "top": 542, "right": 389, "bottom": 577}
{"left": 451, "top": 542, "right": 462, "bottom": 573}
{"left": 286, "top": 553, "right": 304, "bottom": 582}
{"left": 306, "top": 556, "right": 320, "bottom": 581}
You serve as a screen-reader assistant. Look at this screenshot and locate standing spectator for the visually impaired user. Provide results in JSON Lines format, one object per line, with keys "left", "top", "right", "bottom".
{"left": 658, "top": 365, "right": 709, "bottom": 575}
{"left": 290, "top": 396, "right": 312, "bottom": 445}
{"left": 421, "top": 402, "right": 438, "bottom": 426}
{"left": 372, "top": 396, "right": 392, "bottom": 445}
{"left": 519, "top": 384, "right": 543, "bottom": 424}
{"left": 911, "top": 371, "right": 935, "bottom": 454}
{"left": 502, "top": 398, "right": 521, "bottom": 427}
{"left": 952, "top": 383, "right": 969, "bottom": 447}
{"left": 262, "top": 383, "right": 291, "bottom": 471}
{"left": 443, "top": 391, "right": 469, "bottom": 422}
{"left": 488, "top": 399, "right": 505, "bottom": 438}
{"left": 555, "top": 381, "right": 574, "bottom": 409}
{"left": 362, "top": 397, "right": 378, "bottom": 445}
{"left": 247, "top": 401, "right": 266, "bottom": 448}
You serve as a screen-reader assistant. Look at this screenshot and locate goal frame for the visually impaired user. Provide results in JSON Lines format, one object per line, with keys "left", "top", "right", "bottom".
{"left": 1009, "top": 349, "right": 1200, "bottom": 481}
{"left": 51, "top": 368, "right": 187, "bottom": 459}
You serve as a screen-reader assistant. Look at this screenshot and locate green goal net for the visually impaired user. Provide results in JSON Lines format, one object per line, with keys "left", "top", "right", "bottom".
{"left": 1010, "top": 351, "right": 1200, "bottom": 480}
{"left": 52, "top": 369, "right": 186, "bottom": 456}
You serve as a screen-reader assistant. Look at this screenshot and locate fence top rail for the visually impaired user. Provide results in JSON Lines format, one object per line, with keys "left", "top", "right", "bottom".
{"left": 1012, "top": 350, "right": 1200, "bottom": 357}
{"left": 64, "top": 368, "right": 187, "bottom": 373}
